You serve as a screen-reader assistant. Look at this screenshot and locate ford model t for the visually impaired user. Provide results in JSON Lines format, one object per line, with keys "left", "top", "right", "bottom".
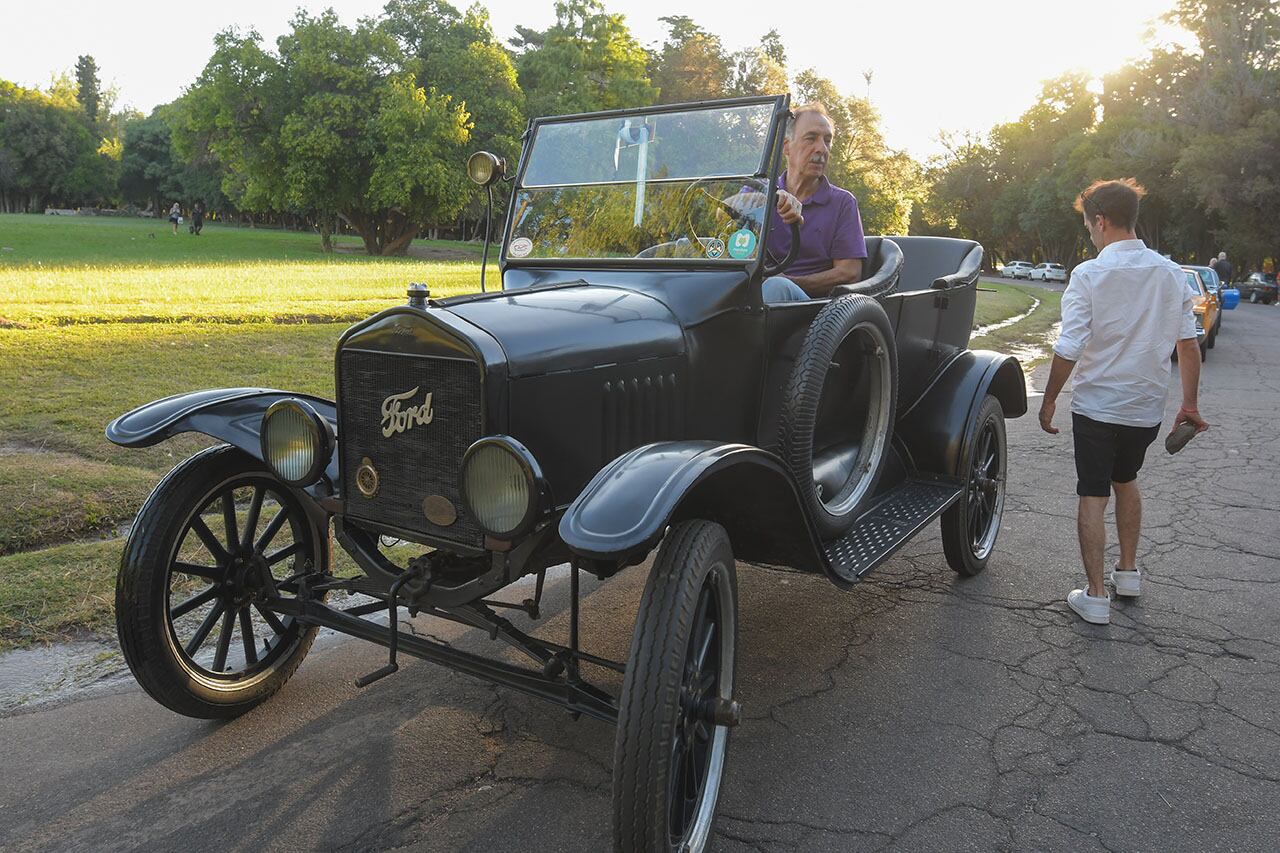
{"left": 107, "top": 95, "right": 1025, "bottom": 850}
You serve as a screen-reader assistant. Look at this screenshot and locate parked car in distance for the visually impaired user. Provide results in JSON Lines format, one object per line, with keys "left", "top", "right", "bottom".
{"left": 1029, "top": 262, "right": 1067, "bottom": 283}
{"left": 1238, "top": 272, "right": 1277, "bottom": 304}
{"left": 1180, "top": 267, "right": 1218, "bottom": 360}
{"left": 1001, "top": 261, "right": 1033, "bottom": 279}
{"left": 1187, "top": 262, "right": 1239, "bottom": 312}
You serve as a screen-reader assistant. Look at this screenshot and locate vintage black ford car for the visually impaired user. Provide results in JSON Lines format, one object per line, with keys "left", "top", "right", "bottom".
{"left": 107, "top": 95, "right": 1025, "bottom": 851}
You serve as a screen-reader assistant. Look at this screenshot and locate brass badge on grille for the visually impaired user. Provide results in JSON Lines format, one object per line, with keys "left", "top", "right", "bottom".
{"left": 422, "top": 495, "right": 457, "bottom": 526}
{"left": 381, "top": 386, "right": 434, "bottom": 438}
{"left": 355, "top": 457, "right": 379, "bottom": 498}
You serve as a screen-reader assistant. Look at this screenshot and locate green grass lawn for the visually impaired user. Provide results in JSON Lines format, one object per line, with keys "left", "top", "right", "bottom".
{"left": 0, "top": 214, "right": 485, "bottom": 326}
{"left": 970, "top": 283, "right": 1062, "bottom": 360}
{"left": 0, "top": 215, "right": 1058, "bottom": 650}
{"left": 973, "top": 282, "right": 1036, "bottom": 328}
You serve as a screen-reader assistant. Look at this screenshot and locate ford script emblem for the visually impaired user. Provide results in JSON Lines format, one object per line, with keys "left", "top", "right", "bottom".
{"left": 381, "top": 386, "right": 434, "bottom": 437}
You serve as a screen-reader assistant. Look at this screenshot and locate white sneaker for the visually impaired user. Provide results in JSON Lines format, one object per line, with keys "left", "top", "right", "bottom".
{"left": 1110, "top": 567, "right": 1141, "bottom": 598}
{"left": 1067, "top": 589, "right": 1111, "bottom": 624}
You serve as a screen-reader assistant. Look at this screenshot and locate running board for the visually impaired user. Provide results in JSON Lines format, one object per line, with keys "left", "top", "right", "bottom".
{"left": 824, "top": 477, "right": 963, "bottom": 582}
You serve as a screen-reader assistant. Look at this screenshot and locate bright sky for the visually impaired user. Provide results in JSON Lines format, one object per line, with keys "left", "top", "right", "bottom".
{"left": 3, "top": 0, "right": 1191, "bottom": 159}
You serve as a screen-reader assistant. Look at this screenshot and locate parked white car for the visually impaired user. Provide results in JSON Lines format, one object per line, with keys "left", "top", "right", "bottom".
{"left": 1030, "top": 262, "right": 1067, "bottom": 283}
{"left": 1001, "top": 261, "right": 1034, "bottom": 279}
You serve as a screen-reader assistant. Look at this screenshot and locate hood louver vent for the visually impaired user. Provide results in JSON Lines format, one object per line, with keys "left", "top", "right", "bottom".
{"left": 602, "top": 373, "right": 682, "bottom": 460}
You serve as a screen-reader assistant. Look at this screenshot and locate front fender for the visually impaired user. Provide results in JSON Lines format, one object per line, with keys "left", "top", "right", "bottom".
{"left": 106, "top": 388, "right": 339, "bottom": 482}
{"left": 559, "top": 441, "right": 828, "bottom": 577}
{"left": 896, "top": 350, "right": 1025, "bottom": 478}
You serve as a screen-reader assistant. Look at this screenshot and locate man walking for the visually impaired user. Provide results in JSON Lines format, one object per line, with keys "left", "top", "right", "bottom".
{"left": 1038, "top": 179, "right": 1209, "bottom": 624}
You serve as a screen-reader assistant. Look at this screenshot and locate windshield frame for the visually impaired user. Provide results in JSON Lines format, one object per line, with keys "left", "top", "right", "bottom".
{"left": 499, "top": 95, "right": 790, "bottom": 275}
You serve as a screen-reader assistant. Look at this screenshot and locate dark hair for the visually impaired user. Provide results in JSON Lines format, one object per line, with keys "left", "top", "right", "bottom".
{"left": 1073, "top": 179, "right": 1147, "bottom": 230}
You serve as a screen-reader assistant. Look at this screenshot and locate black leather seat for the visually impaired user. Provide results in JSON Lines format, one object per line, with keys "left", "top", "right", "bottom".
{"left": 885, "top": 236, "right": 984, "bottom": 291}
{"left": 830, "top": 236, "right": 903, "bottom": 298}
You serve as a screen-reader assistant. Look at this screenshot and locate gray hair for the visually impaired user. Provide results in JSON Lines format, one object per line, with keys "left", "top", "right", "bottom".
{"left": 1218, "top": 251, "right": 1227, "bottom": 260}
{"left": 786, "top": 103, "right": 832, "bottom": 140}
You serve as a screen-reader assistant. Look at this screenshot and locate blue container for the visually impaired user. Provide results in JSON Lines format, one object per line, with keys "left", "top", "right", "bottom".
{"left": 1221, "top": 287, "right": 1240, "bottom": 309}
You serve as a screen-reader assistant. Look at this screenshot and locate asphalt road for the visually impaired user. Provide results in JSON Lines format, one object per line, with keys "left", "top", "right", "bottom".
{"left": 3, "top": 304, "right": 1278, "bottom": 852}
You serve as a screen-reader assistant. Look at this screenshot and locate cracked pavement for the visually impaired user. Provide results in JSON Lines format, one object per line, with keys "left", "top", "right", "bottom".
{"left": 1, "top": 304, "right": 1277, "bottom": 851}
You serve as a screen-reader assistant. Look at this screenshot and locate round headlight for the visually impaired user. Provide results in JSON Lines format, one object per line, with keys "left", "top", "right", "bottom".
{"left": 261, "top": 399, "right": 330, "bottom": 486}
{"left": 460, "top": 437, "right": 540, "bottom": 539}
{"left": 467, "top": 151, "right": 505, "bottom": 187}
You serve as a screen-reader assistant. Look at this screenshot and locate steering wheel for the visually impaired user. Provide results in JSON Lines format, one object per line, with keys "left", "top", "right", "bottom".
{"left": 762, "top": 220, "right": 802, "bottom": 277}
{"left": 678, "top": 177, "right": 764, "bottom": 257}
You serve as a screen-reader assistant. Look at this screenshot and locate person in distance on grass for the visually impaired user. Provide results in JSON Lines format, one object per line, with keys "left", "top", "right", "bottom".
{"left": 191, "top": 200, "right": 205, "bottom": 236}
{"left": 1038, "top": 178, "right": 1208, "bottom": 625}
{"left": 168, "top": 201, "right": 181, "bottom": 236}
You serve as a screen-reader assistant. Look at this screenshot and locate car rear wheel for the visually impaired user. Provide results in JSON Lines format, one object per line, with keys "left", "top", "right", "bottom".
{"left": 614, "top": 520, "right": 737, "bottom": 853}
{"left": 942, "top": 395, "right": 1007, "bottom": 576}
{"left": 778, "top": 295, "right": 897, "bottom": 539}
{"left": 1250, "top": 291, "right": 1259, "bottom": 303}
{"left": 115, "top": 445, "right": 323, "bottom": 719}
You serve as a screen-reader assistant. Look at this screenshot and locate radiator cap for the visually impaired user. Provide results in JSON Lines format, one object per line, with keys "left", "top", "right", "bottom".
{"left": 407, "top": 282, "right": 430, "bottom": 308}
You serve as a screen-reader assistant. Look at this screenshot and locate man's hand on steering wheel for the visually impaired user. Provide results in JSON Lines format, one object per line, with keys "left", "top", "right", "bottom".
{"left": 776, "top": 190, "right": 803, "bottom": 227}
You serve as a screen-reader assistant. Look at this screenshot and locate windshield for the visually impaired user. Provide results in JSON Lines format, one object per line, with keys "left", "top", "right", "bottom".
{"left": 508, "top": 102, "right": 778, "bottom": 262}
{"left": 1184, "top": 271, "right": 1203, "bottom": 296}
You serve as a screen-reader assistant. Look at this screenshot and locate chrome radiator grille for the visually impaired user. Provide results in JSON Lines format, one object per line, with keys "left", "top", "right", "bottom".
{"left": 338, "top": 349, "right": 484, "bottom": 548}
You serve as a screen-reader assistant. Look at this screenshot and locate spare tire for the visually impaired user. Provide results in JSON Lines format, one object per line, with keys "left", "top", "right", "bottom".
{"left": 778, "top": 295, "right": 897, "bottom": 539}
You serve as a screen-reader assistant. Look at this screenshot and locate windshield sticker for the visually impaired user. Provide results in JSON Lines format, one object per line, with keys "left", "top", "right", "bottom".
{"left": 728, "top": 228, "right": 757, "bottom": 260}
{"left": 508, "top": 237, "right": 533, "bottom": 258}
{"left": 704, "top": 238, "right": 725, "bottom": 259}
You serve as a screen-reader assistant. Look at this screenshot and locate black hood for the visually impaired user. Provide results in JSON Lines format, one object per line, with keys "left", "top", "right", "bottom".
{"left": 442, "top": 284, "right": 685, "bottom": 378}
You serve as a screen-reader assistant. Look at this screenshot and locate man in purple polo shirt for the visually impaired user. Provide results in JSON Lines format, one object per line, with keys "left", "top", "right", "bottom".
{"left": 762, "top": 103, "right": 868, "bottom": 302}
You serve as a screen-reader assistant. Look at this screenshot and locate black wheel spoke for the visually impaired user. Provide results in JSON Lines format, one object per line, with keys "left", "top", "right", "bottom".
{"left": 221, "top": 491, "right": 239, "bottom": 553}
{"left": 212, "top": 607, "right": 235, "bottom": 672}
{"left": 185, "top": 600, "right": 225, "bottom": 656}
{"left": 171, "top": 586, "right": 218, "bottom": 619}
{"left": 668, "top": 732, "right": 686, "bottom": 831}
{"left": 189, "top": 516, "right": 231, "bottom": 564}
{"left": 172, "top": 561, "right": 223, "bottom": 582}
{"left": 239, "top": 607, "right": 258, "bottom": 665}
{"left": 265, "top": 541, "right": 302, "bottom": 566}
{"left": 254, "top": 602, "right": 287, "bottom": 635}
{"left": 240, "top": 487, "right": 265, "bottom": 552}
{"left": 693, "top": 621, "right": 716, "bottom": 673}
{"left": 254, "top": 507, "right": 289, "bottom": 553}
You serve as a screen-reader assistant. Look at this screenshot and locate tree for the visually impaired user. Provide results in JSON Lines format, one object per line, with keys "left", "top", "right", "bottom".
{"left": 382, "top": 0, "right": 525, "bottom": 236}
{"left": 727, "top": 45, "right": 787, "bottom": 97}
{"left": 75, "top": 55, "right": 101, "bottom": 123}
{"left": 510, "top": 0, "right": 657, "bottom": 117}
{"left": 120, "top": 112, "right": 183, "bottom": 212}
{"left": 179, "top": 12, "right": 473, "bottom": 254}
{"left": 0, "top": 80, "right": 108, "bottom": 211}
{"left": 649, "top": 16, "right": 730, "bottom": 103}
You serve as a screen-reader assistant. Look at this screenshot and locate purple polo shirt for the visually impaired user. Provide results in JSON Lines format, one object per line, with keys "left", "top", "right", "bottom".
{"left": 766, "top": 173, "right": 867, "bottom": 276}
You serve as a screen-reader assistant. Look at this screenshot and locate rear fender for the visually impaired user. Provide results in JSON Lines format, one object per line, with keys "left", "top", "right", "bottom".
{"left": 559, "top": 441, "right": 829, "bottom": 578}
{"left": 896, "top": 351, "right": 1025, "bottom": 478}
{"left": 106, "top": 388, "right": 339, "bottom": 483}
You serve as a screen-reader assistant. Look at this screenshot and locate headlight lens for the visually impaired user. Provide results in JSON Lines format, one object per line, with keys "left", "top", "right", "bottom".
{"left": 460, "top": 438, "right": 538, "bottom": 538}
{"left": 261, "top": 399, "right": 329, "bottom": 485}
{"left": 467, "top": 151, "right": 505, "bottom": 187}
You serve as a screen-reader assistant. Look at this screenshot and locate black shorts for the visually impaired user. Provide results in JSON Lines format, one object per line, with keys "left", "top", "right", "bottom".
{"left": 1072, "top": 413, "right": 1159, "bottom": 497}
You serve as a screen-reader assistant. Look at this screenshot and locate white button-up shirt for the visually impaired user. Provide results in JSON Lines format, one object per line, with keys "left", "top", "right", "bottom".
{"left": 1053, "top": 239, "right": 1196, "bottom": 427}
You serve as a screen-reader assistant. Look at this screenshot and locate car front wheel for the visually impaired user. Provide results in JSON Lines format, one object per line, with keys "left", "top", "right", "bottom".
{"left": 115, "top": 445, "right": 323, "bottom": 719}
{"left": 614, "top": 520, "right": 737, "bottom": 853}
